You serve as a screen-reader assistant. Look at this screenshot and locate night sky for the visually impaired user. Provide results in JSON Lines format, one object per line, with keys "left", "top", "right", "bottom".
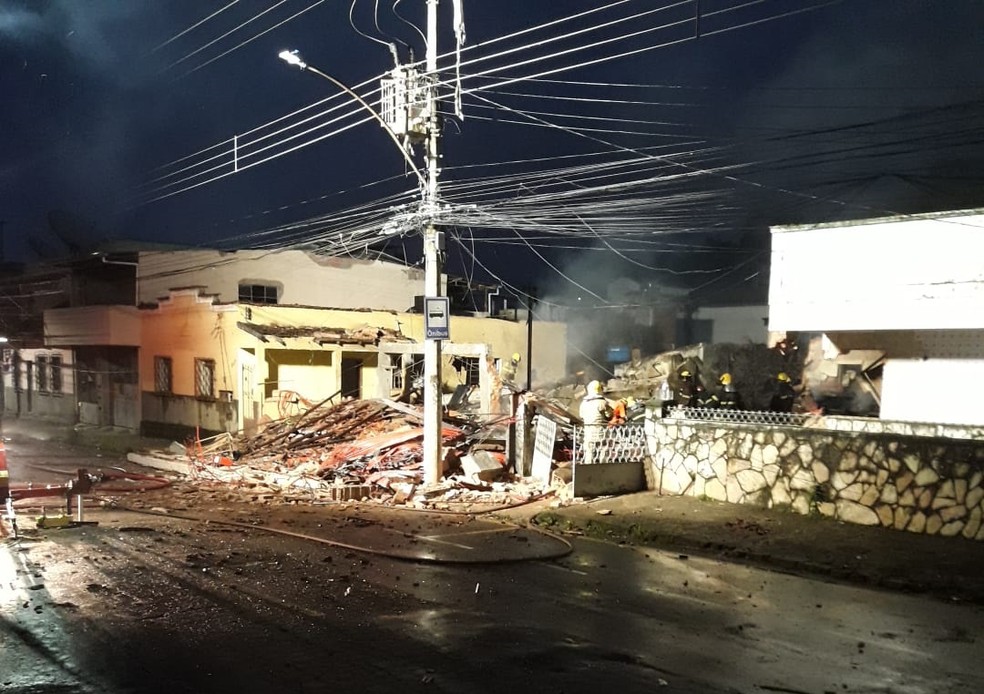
{"left": 2, "top": 0, "right": 983, "bottom": 304}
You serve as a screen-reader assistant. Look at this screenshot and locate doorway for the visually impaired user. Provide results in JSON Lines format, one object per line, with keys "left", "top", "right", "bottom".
{"left": 341, "top": 357, "right": 362, "bottom": 400}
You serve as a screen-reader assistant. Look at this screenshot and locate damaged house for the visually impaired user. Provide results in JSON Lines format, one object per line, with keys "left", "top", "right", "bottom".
{"left": 37, "top": 248, "right": 567, "bottom": 437}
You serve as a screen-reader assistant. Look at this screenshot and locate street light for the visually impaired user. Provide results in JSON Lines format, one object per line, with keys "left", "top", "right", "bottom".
{"left": 278, "top": 48, "right": 444, "bottom": 485}
{"left": 276, "top": 50, "right": 426, "bottom": 189}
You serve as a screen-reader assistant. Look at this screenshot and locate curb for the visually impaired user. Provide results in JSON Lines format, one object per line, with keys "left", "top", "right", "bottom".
{"left": 530, "top": 511, "right": 984, "bottom": 605}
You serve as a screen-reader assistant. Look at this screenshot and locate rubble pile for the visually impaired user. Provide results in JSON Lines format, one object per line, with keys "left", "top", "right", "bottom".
{"left": 184, "top": 398, "right": 554, "bottom": 510}
{"left": 603, "top": 342, "right": 804, "bottom": 410}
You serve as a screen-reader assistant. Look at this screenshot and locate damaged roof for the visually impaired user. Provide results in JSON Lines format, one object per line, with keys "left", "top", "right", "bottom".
{"left": 236, "top": 321, "right": 410, "bottom": 346}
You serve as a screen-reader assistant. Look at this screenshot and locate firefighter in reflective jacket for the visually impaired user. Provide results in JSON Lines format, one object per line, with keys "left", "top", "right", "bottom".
{"left": 499, "top": 352, "right": 522, "bottom": 386}
{"left": 769, "top": 372, "right": 796, "bottom": 412}
{"left": 696, "top": 381, "right": 716, "bottom": 409}
{"left": 609, "top": 396, "right": 644, "bottom": 425}
{"left": 715, "top": 372, "right": 743, "bottom": 410}
{"left": 580, "top": 380, "right": 612, "bottom": 463}
{"left": 674, "top": 369, "right": 700, "bottom": 407}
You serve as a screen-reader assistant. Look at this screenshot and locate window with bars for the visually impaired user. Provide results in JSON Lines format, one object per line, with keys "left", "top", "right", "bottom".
{"left": 50, "top": 355, "right": 63, "bottom": 393}
{"left": 36, "top": 355, "right": 49, "bottom": 392}
{"left": 154, "top": 356, "right": 172, "bottom": 394}
{"left": 195, "top": 358, "right": 216, "bottom": 399}
{"left": 238, "top": 283, "right": 278, "bottom": 304}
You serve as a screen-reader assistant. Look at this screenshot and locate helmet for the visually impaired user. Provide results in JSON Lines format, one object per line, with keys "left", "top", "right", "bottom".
{"left": 679, "top": 369, "right": 692, "bottom": 379}
{"left": 719, "top": 373, "right": 732, "bottom": 386}
{"left": 587, "top": 380, "right": 603, "bottom": 395}
{"left": 511, "top": 352, "right": 522, "bottom": 363}
{"left": 625, "top": 397, "right": 637, "bottom": 408}
{"left": 777, "top": 372, "right": 791, "bottom": 383}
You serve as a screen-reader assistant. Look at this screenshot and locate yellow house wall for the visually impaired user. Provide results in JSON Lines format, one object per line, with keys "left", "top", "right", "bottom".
{"left": 244, "top": 305, "right": 396, "bottom": 407}
{"left": 266, "top": 348, "right": 334, "bottom": 399}
{"left": 435, "top": 315, "right": 568, "bottom": 388}
{"left": 246, "top": 304, "right": 568, "bottom": 389}
{"left": 141, "top": 296, "right": 567, "bottom": 419}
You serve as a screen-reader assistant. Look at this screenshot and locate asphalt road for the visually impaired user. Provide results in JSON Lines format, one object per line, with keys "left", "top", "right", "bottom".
{"left": 3, "top": 503, "right": 983, "bottom": 694}
{"left": 3, "top": 432, "right": 983, "bottom": 693}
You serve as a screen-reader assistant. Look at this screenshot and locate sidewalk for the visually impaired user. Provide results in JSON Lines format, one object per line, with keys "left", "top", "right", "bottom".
{"left": 1, "top": 415, "right": 171, "bottom": 456}
{"left": 499, "top": 491, "right": 984, "bottom": 605}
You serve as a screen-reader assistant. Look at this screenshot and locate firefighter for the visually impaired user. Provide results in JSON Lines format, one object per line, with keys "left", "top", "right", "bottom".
{"left": 499, "top": 352, "right": 522, "bottom": 386}
{"left": 579, "top": 380, "right": 612, "bottom": 463}
{"left": 496, "top": 352, "right": 523, "bottom": 414}
{"left": 609, "top": 396, "right": 643, "bottom": 425}
{"left": 696, "top": 381, "right": 716, "bottom": 410}
{"left": 609, "top": 397, "right": 629, "bottom": 425}
{"left": 674, "top": 369, "right": 700, "bottom": 408}
{"left": 770, "top": 372, "right": 797, "bottom": 412}
{"left": 715, "top": 372, "right": 743, "bottom": 410}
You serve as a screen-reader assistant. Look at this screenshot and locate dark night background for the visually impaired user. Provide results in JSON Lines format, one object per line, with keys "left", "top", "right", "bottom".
{"left": 2, "top": 0, "right": 983, "bottom": 304}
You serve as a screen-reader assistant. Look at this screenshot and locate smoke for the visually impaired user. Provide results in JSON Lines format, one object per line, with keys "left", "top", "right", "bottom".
{"left": 533, "top": 244, "right": 685, "bottom": 377}
{"left": 0, "top": 6, "right": 44, "bottom": 37}
{"left": 0, "top": 1, "right": 152, "bottom": 79}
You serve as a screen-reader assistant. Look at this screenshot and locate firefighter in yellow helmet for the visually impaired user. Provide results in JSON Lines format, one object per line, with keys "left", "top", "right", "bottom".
{"left": 580, "top": 380, "right": 613, "bottom": 463}
{"left": 715, "top": 372, "right": 743, "bottom": 410}
{"left": 499, "top": 352, "right": 522, "bottom": 386}
{"left": 674, "top": 368, "right": 699, "bottom": 408}
{"left": 770, "top": 371, "right": 796, "bottom": 412}
{"left": 610, "top": 396, "right": 645, "bottom": 424}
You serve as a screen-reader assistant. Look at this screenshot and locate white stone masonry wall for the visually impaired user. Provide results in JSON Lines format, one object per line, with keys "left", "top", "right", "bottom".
{"left": 648, "top": 420, "right": 984, "bottom": 541}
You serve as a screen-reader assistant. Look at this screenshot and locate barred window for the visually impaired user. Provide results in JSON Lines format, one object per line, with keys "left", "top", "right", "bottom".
{"left": 50, "top": 355, "right": 63, "bottom": 393}
{"left": 154, "top": 356, "right": 172, "bottom": 394}
{"left": 238, "top": 283, "right": 278, "bottom": 304}
{"left": 36, "top": 355, "right": 49, "bottom": 392}
{"left": 195, "top": 358, "right": 215, "bottom": 399}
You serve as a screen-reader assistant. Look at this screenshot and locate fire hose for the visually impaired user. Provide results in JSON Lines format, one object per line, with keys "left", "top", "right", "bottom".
{"left": 2, "top": 466, "right": 173, "bottom": 536}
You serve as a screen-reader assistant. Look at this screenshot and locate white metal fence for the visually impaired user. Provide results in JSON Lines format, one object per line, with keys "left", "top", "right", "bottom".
{"left": 573, "top": 422, "right": 648, "bottom": 465}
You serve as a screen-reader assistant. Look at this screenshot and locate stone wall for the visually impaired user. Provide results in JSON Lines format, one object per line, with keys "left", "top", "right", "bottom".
{"left": 648, "top": 417, "right": 984, "bottom": 541}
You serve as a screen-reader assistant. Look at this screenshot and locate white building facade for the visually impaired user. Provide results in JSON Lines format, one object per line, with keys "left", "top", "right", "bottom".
{"left": 137, "top": 249, "right": 429, "bottom": 311}
{"left": 769, "top": 209, "right": 984, "bottom": 426}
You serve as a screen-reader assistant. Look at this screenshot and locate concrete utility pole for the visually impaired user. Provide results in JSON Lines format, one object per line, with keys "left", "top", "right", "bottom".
{"left": 280, "top": 1, "right": 446, "bottom": 485}
{"left": 422, "top": 0, "right": 443, "bottom": 485}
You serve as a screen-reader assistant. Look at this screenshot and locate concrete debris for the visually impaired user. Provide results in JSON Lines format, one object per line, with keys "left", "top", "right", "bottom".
{"left": 460, "top": 451, "right": 505, "bottom": 483}
{"left": 174, "top": 397, "right": 562, "bottom": 510}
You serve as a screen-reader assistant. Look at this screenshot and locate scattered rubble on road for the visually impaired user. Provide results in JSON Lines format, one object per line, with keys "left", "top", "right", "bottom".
{"left": 157, "top": 398, "right": 564, "bottom": 511}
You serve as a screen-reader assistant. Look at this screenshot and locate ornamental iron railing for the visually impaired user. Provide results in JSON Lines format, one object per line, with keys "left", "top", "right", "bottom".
{"left": 667, "top": 406, "right": 820, "bottom": 427}
{"left": 573, "top": 422, "right": 648, "bottom": 465}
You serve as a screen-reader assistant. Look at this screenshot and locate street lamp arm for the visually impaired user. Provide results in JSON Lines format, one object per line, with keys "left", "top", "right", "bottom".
{"left": 278, "top": 51, "right": 427, "bottom": 190}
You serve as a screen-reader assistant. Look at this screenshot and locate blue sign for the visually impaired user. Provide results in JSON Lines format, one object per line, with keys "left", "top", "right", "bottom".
{"left": 424, "top": 297, "right": 450, "bottom": 340}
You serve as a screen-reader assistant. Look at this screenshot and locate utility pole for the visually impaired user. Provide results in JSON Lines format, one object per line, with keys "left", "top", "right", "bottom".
{"left": 279, "top": 3, "right": 446, "bottom": 484}
{"left": 422, "top": 0, "right": 443, "bottom": 485}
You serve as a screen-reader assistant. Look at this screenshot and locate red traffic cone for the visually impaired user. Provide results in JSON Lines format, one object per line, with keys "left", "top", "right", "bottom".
{"left": 0, "top": 439, "right": 8, "bottom": 504}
